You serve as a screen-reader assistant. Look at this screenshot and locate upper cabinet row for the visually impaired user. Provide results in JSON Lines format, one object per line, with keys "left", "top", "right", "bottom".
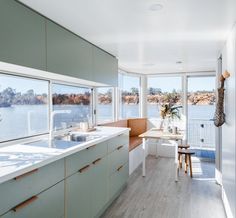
{"left": 0, "top": 0, "right": 118, "bottom": 86}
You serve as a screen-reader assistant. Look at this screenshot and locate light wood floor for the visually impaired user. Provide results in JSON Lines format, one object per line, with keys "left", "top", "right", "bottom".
{"left": 102, "top": 156, "right": 226, "bottom": 218}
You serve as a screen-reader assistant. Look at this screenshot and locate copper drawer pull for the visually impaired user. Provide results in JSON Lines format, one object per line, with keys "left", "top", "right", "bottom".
{"left": 14, "top": 169, "right": 38, "bottom": 180}
{"left": 78, "top": 165, "right": 90, "bottom": 173}
{"left": 117, "top": 145, "right": 123, "bottom": 150}
{"left": 86, "top": 144, "right": 96, "bottom": 149}
{"left": 117, "top": 165, "right": 123, "bottom": 171}
{"left": 93, "top": 158, "right": 101, "bottom": 165}
{"left": 12, "top": 196, "right": 38, "bottom": 212}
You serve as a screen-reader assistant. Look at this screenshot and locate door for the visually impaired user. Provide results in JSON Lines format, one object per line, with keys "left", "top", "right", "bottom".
{"left": 187, "top": 76, "right": 216, "bottom": 152}
{"left": 65, "top": 166, "right": 92, "bottom": 218}
{"left": 91, "top": 156, "right": 108, "bottom": 217}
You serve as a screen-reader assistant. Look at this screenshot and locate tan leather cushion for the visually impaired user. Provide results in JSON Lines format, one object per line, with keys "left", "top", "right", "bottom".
{"left": 129, "top": 136, "right": 142, "bottom": 151}
{"left": 128, "top": 118, "right": 147, "bottom": 137}
{"left": 99, "top": 119, "right": 128, "bottom": 128}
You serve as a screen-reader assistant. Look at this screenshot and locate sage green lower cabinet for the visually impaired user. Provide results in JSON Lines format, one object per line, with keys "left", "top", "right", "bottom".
{"left": 65, "top": 156, "right": 108, "bottom": 218}
{"left": 0, "top": 133, "right": 129, "bottom": 218}
{"left": 1, "top": 181, "right": 64, "bottom": 218}
{"left": 65, "top": 165, "right": 92, "bottom": 218}
{"left": 109, "top": 163, "right": 129, "bottom": 201}
{"left": 91, "top": 157, "right": 108, "bottom": 217}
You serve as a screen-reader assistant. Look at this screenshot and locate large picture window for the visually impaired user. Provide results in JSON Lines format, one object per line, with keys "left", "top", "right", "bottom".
{"left": 96, "top": 87, "right": 113, "bottom": 124}
{"left": 147, "top": 76, "right": 182, "bottom": 118}
{"left": 119, "top": 73, "right": 140, "bottom": 119}
{"left": 52, "top": 83, "right": 92, "bottom": 130}
{"left": 0, "top": 74, "right": 49, "bottom": 142}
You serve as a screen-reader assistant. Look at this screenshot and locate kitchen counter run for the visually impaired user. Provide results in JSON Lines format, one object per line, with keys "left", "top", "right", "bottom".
{"left": 0, "top": 127, "right": 129, "bottom": 184}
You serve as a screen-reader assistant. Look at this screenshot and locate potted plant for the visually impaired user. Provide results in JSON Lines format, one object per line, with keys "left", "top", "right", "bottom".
{"left": 160, "top": 103, "right": 182, "bottom": 132}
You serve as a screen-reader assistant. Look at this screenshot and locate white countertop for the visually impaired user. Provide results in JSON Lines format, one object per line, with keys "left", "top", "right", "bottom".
{"left": 0, "top": 127, "right": 129, "bottom": 184}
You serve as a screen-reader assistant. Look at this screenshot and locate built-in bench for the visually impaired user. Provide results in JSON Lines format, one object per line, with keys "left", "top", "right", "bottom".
{"left": 100, "top": 118, "right": 147, "bottom": 174}
{"left": 100, "top": 118, "right": 147, "bottom": 151}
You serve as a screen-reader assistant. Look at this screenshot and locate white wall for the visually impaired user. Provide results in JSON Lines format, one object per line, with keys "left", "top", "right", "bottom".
{"left": 221, "top": 24, "right": 236, "bottom": 218}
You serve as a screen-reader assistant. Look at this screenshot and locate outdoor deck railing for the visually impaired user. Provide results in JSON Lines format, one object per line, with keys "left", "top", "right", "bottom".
{"left": 188, "top": 118, "right": 215, "bottom": 150}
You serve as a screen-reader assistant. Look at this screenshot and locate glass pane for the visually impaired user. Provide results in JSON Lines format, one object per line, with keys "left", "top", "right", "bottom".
{"left": 119, "top": 73, "right": 140, "bottom": 119}
{"left": 0, "top": 74, "right": 49, "bottom": 142}
{"left": 147, "top": 76, "right": 182, "bottom": 118}
{"left": 187, "top": 76, "right": 216, "bottom": 149}
{"left": 96, "top": 87, "right": 113, "bottom": 124}
{"left": 52, "top": 84, "right": 92, "bottom": 130}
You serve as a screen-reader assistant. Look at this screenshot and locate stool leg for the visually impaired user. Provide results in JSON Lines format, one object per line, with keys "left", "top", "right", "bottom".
{"left": 189, "top": 154, "right": 193, "bottom": 178}
{"left": 184, "top": 154, "right": 188, "bottom": 173}
{"left": 178, "top": 153, "right": 180, "bottom": 168}
{"left": 180, "top": 154, "right": 182, "bottom": 169}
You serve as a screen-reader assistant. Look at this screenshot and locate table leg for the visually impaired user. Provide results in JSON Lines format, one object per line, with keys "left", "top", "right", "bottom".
{"left": 142, "top": 138, "right": 146, "bottom": 177}
{"left": 174, "top": 141, "right": 178, "bottom": 182}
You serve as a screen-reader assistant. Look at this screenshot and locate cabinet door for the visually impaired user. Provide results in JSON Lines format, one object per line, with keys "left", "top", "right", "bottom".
{"left": 91, "top": 156, "right": 108, "bottom": 217}
{"left": 109, "top": 163, "right": 129, "bottom": 200}
{"left": 65, "top": 165, "right": 92, "bottom": 218}
{"left": 46, "top": 20, "right": 93, "bottom": 81}
{"left": 1, "top": 181, "right": 64, "bottom": 218}
{"left": 92, "top": 47, "right": 118, "bottom": 86}
{"left": 0, "top": 0, "right": 46, "bottom": 70}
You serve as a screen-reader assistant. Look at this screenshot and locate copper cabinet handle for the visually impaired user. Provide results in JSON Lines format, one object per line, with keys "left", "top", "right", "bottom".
{"left": 117, "top": 165, "right": 123, "bottom": 171}
{"left": 117, "top": 145, "right": 123, "bottom": 150}
{"left": 14, "top": 169, "right": 38, "bottom": 180}
{"left": 12, "top": 196, "right": 38, "bottom": 212}
{"left": 93, "top": 158, "right": 101, "bottom": 165}
{"left": 78, "top": 165, "right": 90, "bottom": 173}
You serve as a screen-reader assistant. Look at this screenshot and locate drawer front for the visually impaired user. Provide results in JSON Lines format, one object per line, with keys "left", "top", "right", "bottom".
{"left": 108, "top": 143, "right": 129, "bottom": 175}
{"left": 65, "top": 141, "right": 107, "bottom": 177}
{"left": 1, "top": 181, "right": 64, "bottom": 218}
{"left": 109, "top": 163, "right": 129, "bottom": 200}
{"left": 108, "top": 134, "right": 129, "bottom": 153}
{"left": 0, "top": 159, "right": 64, "bottom": 216}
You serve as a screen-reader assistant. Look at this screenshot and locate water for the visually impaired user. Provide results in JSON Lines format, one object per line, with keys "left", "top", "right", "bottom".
{"left": 0, "top": 104, "right": 215, "bottom": 142}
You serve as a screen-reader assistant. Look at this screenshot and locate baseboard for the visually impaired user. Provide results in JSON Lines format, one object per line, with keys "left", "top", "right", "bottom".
{"left": 222, "top": 186, "right": 234, "bottom": 218}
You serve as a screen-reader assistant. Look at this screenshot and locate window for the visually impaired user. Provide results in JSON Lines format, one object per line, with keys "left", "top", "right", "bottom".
{"left": 147, "top": 76, "right": 182, "bottom": 118}
{"left": 52, "top": 83, "right": 92, "bottom": 130}
{"left": 96, "top": 87, "right": 114, "bottom": 124}
{"left": 119, "top": 73, "right": 140, "bottom": 119}
{"left": 0, "top": 74, "right": 49, "bottom": 142}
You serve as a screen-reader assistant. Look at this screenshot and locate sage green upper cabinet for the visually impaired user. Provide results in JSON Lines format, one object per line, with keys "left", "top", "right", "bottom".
{"left": 46, "top": 20, "right": 93, "bottom": 81}
{"left": 0, "top": 0, "right": 46, "bottom": 70}
{"left": 93, "top": 47, "right": 118, "bottom": 87}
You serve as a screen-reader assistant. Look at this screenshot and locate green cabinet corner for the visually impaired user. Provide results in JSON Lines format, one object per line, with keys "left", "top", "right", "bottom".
{"left": 93, "top": 47, "right": 118, "bottom": 87}
{"left": 46, "top": 20, "right": 93, "bottom": 81}
{"left": 0, "top": 0, "right": 46, "bottom": 70}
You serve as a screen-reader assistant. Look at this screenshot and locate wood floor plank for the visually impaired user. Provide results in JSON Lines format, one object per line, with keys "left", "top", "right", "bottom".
{"left": 102, "top": 156, "right": 225, "bottom": 218}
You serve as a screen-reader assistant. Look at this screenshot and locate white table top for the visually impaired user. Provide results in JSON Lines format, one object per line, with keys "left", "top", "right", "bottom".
{"left": 139, "top": 128, "right": 184, "bottom": 140}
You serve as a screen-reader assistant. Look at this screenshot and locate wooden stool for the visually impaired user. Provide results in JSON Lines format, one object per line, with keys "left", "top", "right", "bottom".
{"left": 178, "top": 149, "right": 195, "bottom": 177}
{"left": 178, "top": 144, "right": 190, "bottom": 168}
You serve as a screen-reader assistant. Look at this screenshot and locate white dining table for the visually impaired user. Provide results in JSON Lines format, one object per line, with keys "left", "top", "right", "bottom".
{"left": 139, "top": 128, "right": 184, "bottom": 182}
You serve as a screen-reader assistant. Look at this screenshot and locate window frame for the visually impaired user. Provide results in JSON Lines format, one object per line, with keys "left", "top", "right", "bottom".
{"left": 118, "top": 70, "right": 141, "bottom": 119}
{"left": 0, "top": 70, "right": 95, "bottom": 147}
{"left": 95, "top": 86, "right": 115, "bottom": 125}
{"left": 0, "top": 72, "right": 50, "bottom": 144}
{"left": 51, "top": 81, "right": 94, "bottom": 132}
{"left": 146, "top": 74, "right": 184, "bottom": 119}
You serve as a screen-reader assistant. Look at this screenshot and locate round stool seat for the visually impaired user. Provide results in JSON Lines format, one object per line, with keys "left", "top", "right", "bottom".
{"left": 178, "top": 144, "right": 190, "bottom": 149}
{"left": 178, "top": 149, "right": 195, "bottom": 155}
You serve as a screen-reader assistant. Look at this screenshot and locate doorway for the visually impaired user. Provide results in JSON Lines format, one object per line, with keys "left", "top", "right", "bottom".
{"left": 187, "top": 76, "right": 216, "bottom": 159}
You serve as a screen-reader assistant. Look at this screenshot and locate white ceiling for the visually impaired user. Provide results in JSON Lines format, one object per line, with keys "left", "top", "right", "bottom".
{"left": 20, "top": 0, "right": 236, "bottom": 74}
